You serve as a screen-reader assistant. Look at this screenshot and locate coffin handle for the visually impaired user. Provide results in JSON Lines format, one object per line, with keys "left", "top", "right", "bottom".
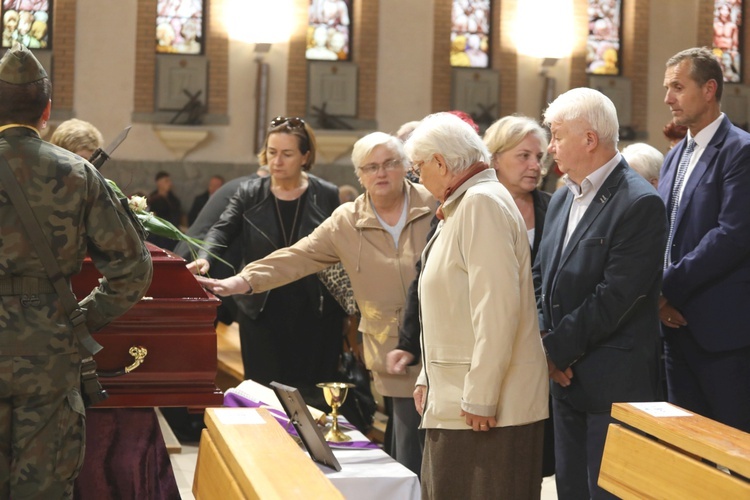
{"left": 97, "top": 346, "right": 148, "bottom": 378}
{"left": 125, "top": 346, "right": 148, "bottom": 373}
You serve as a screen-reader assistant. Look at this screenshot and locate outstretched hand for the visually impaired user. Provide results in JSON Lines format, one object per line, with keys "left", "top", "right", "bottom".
{"left": 187, "top": 258, "right": 210, "bottom": 275}
{"left": 195, "top": 275, "right": 250, "bottom": 297}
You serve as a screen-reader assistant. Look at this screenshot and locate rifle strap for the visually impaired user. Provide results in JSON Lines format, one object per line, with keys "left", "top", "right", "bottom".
{"left": 0, "top": 156, "right": 102, "bottom": 357}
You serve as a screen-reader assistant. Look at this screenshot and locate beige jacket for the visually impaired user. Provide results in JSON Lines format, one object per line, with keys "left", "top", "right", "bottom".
{"left": 241, "top": 180, "right": 437, "bottom": 397}
{"left": 417, "top": 169, "right": 549, "bottom": 428}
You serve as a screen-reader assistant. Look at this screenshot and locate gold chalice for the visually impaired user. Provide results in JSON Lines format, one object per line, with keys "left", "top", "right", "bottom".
{"left": 316, "top": 381, "right": 355, "bottom": 442}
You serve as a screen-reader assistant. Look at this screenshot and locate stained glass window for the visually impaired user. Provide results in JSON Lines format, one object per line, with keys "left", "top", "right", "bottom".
{"left": 713, "top": 0, "right": 743, "bottom": 83}
{"left": 156, "top": 0, "right": 203, "bottom": 55}
{"left": 586, "top": 0, "right": 622, "bottom": 75}
{"left": 450, "top": 0, "right": 491, "bottom": 68}
{"left": 307, "top": 0, "right": 352, "bottom": 61}
{"left": 2, "top": 0, "right": 51, "bottom": 49}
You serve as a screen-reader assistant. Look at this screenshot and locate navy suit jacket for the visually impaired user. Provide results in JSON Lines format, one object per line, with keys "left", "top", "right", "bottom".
{"left": 533, "top": 160, "right": 667, "bottom": 413}
{"left": 659, "top": 116, "right": 750, "bottom": 352}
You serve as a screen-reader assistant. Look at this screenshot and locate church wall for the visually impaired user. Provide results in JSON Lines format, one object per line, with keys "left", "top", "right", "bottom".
{"left": 42, "top": 1, "right": 723, "bottom": 206}
{"left": 645, "top": 0, "right": 700, "bottom": 153}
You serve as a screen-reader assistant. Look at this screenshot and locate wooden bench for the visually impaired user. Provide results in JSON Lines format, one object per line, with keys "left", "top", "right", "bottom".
{"left": 599, "top": 402, "right": 750, "bottom": 499}
{"left": 215, "top": 322, "right": 244, "bottom": 391}
{"left": 193, "top": 407, "right": 343, "bottom": 499}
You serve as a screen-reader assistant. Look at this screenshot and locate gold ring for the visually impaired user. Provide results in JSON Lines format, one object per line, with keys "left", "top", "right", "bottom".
{"left": 668, "top": 317, "right": 672, "bottom": 322}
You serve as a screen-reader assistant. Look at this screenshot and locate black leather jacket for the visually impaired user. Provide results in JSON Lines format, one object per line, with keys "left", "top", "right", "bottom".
{"left": 200, "top": 174, "right": 341, "bottom": 319}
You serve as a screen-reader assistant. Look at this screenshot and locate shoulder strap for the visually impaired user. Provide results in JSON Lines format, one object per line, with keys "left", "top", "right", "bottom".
{"left": 0, "top": 157, "right": 102, "bottom": 356}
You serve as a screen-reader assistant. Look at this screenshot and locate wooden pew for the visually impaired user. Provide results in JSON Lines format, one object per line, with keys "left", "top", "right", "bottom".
{"left": 193, "top": 407, "right": 343, "bottom": 499}
{"left": 215, "top": 321, "right": 244, "bottom": 392}
{"left": 599, "top": 402, "right": 750, "bottom": 499}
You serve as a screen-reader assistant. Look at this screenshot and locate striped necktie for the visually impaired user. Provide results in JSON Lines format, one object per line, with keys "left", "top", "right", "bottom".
{"left": 664, "top": 139, "right": 696, "bottom": 268}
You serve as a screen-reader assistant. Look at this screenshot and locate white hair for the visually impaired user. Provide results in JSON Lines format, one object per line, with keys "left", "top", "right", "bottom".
{"left": 621, "top": 142, "right": 663, "bottom": 183}
{"left": 396, "top": 120, "right": 421, "bottom": 142}
{"left": 543, "top": 87, "right": 620, "bottom": 147}
{"left": 351, "top": 131, "right": 407, "bottom": 174}
{"left": 405, "top": 112, "right": 490, "bottom": 173}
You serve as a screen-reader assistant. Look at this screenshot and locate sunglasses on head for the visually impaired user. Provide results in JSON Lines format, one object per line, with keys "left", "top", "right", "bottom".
{"left": 270, "top": 116, "right": 305, "bottom": 129}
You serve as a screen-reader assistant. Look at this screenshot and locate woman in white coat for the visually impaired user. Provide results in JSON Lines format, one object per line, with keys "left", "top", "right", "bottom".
{"left": 406, "top": 113, "right": 549, "bottom": 499}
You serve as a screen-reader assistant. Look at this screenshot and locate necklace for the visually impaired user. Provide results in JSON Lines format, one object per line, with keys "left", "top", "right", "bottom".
{"left": 274, "top": 195, "right": 302, "bottom": 247}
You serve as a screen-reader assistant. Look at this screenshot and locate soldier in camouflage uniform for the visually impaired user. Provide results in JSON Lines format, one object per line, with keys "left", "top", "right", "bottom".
{"left": 0, "top": 44, "right": 153, "bottom": 498}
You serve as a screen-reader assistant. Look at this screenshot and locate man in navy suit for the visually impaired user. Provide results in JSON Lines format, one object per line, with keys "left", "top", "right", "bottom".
{"left": 659, "top": 47, "right": 750, "bottom": 433}
{"left": 534, "top": 88, "right": 667, "bottom": 499}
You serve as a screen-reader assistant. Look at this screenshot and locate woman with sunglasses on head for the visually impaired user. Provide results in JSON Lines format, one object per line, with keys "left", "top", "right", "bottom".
{"left": 191, "top": 131, "right": 437, "bottom": 476}
{"left": 188, "top": 117, "right": 345, "bottom": 402}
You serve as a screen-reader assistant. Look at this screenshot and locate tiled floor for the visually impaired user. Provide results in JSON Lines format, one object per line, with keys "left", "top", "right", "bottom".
{"left": 167, "top": 439, "right": 559, "bottom": 499}
{"left": 169, "top": 441, "right": 199, "bottom": 500}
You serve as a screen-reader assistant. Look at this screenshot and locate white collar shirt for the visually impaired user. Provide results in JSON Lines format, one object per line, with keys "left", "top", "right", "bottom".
{"left": 563, "top": 152, "right": 622, "bottom": 249}
{"left": 676, "top": 113, "right": 724, "bottom": 204}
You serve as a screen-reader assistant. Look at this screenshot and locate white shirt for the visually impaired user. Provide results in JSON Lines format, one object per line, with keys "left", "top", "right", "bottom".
{"left": 563, "top": 152, "right": 622, "bottom": 249}
{"left": 372, "top": 191, "right": 408, "bottom": 248}
{"left": 676, "top": 113, "right": 724, "bottom": 204}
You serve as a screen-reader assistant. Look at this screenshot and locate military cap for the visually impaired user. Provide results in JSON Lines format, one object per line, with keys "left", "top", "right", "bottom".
{"left": 0, "top": 43, "right": 48, "bottom": 84}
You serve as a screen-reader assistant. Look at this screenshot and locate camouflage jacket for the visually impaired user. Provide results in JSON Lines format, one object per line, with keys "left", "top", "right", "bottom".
{"left": 0, "top": 126, "right": 153, "bottom": 356}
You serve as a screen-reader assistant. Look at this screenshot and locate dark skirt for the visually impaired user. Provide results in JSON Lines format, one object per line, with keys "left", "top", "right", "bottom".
{"left": 238, "top": 279, "right": 343, "bottom": 393}
{"left": 422, "top": 421, "right": 544, "bottom": 500}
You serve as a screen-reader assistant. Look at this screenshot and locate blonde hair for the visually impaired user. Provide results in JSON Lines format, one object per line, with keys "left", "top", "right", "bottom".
{"left": 483, "top": 115, "right": 548, "bottom": 159}
{"left": 49, "top": 118, "right": 104, "bottom": 155}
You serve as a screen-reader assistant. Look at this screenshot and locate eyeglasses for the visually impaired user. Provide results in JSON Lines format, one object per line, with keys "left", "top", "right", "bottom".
{"left": 410, "top": 158, "right": 429, "bottom": 176}
{"left": 270, "top": 116, "right": 305, "bottom": 129}
{"left": 358, "top": 158, "right": 404, "bottom": 176}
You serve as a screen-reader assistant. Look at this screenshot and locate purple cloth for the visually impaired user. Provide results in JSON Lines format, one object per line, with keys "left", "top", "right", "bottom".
{"left": 74, "top": 408, "right": 180, "bottom": 500}
{"left": 224, "top": 391, "right": 378, "bottom": 449}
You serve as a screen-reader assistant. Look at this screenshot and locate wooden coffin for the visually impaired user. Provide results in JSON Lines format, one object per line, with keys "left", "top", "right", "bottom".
{"left": 71, "top": 243, "right": 223, "bottom": 408}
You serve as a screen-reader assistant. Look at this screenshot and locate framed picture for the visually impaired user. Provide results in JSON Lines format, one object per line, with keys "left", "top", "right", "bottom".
{"left": 586, "top": 0, "right": 623, "bottom": 76}
{"left": 271, "top": 381, "right": 342, "bottom": 472}
{"left": 450, "top": 0, "right": 491, "bottom": 68}
{"left": 156, "top": 0, "right": 204, "bottom": 55}
{"left": 712, "top": 0, "right": 743, "bottom": 83}
{"left": 307, "top": 0, "right": 352, "bottom": 62}
{"left": 2, "top": 0, "right": 51, "bottom": 50}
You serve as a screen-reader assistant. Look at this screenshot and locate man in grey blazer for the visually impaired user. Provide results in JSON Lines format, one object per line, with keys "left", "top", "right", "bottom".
{"left": 533, "top": 88, "right": 667, "bottom": 499}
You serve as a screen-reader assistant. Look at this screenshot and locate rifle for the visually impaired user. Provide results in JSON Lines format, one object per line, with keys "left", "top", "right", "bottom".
{"left": 88, "top": 125, "right": 132, "bottom": 170}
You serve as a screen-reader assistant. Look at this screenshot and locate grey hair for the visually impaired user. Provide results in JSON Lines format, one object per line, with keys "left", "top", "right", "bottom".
{"left": 351, "top": 131, "right": 408, "bottom": 175}
{"left": 483, "top": 114, "right": 549, "bottom": 160}
{"left": 666, "top": 47, "right": 724, "bottom": 102}
{"left": 543, "top": 87, "right": 619, "bottom": 147}
{"left": 405, "top": 112, "right": 490, "bottom": 173}
{"left": 396, "top": 120, "right": 422, "bottom": 142}
{"left": 621, "top": 142, "right": 664, "bottom": 183}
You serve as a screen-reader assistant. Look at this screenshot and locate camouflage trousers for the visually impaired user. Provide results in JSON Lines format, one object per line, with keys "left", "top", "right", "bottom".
{"left": 0, "top": 353, "right": 85, "bottom": 500}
